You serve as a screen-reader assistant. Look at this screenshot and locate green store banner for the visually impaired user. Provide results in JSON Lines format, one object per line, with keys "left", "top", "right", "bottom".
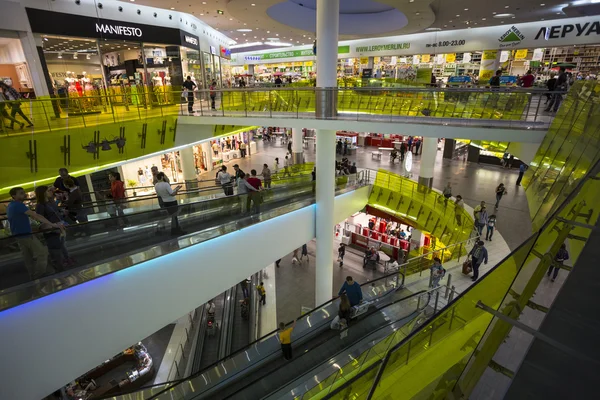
{"left": 241, "top": 45, "right": 350, "bottom": 61}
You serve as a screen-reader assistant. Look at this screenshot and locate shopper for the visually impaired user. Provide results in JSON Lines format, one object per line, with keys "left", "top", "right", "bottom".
{"left": 154, "top": 172, "right": 184, "bottom": 235}
{"left": 545, "top": 74, "right": 557, "bottom": 104}
{"left": 443, "top": 182, "right": 452, "bottom": 204}
{"left": 237, "top": 173, "right": 259, "bottom": 213}
{"left": 454, "top": 195, "right": 464, "bottom": 226}
{"left": 182, "top": 76, "right": 197, "bottom": 114}
{"left": 429, "top": 257, "right": 445, "bottom": 288}
{"left": 495, "top": 183, "right": 507, "bottom": 209}
{"left": 486, "top": 214, "right": 497, "bottom": 241}
{"left": 545, "top": 67, "right": 568, "bottom": 113}
{"left": 209, "top": 80, "right": 217, "bottom": 110}
{"left": 343, "top": 140, "right": 348, "bottom": 156}
{"left": 338, "top": 293, "right": 352, "bottom": 326}
{"left": 282, "top": 156, "right": 292, "bottom": 178}
{"left": 262, "top": 164, "right": 272, "bottom": 189}
{"left": 0, "top": 82, "right": 33, "bottom": 129}
{"left": 273, "top": 157, "right": 280, "bottom": 176}
{"left": 257, "top": 281, "right": 266, "bottom": 305}
{"left": 240, "top": 278, "right": 250, "bottom": 299}
{"left": 520, "top": 70, "right": 535, "bottom": 88}
{"left": 278, "top": 319, "right": 296, "bottom": 360}
{"left": 547, "top": 243, "right": 569, "bottom": 282}
{"left": 476, "top": 206, "right": 489, "bottom": 236}
{"left": 489, "top": 70, "right": 501, "bottom": 89}
{"left": 300, "top": 243, "right": 308, "bottom": 262}
{"left": 217, "top": 166, "right": 233, "bottom": 196}
{"left": 469, "top": 241, "right": 488, "bottom": 281}
{"left": 338, "top": 276, "right": 363, "bottom": 307}
{"left": 516, "top": 164, "right": 526, "bottom": 186}
{"left": 0, "top": 94, "right": 23, "bottom": 131}
{"left": 35, "top": 186, "right": 72, "bottom": 269}
{"left": 246, "top": 170, "right": 263, "bottom": 213}
{"left": 399, "top": 142, "right": 407, "bottom": 162}
{"left": 233, "top": 164, "right": 245, "bottom": 185}
{"left": 338, "top": 243, "right": 346, "bottom": 268}
{"left": 53, "top": 168, "right": 79, "bottom": 193}
{"left": 212, "top": 141, "right": 220, "bottom": 157}
{"left": 414, "top": 138, "right": 421, "bottom": 155}
{"left": 62, "top": 178, "right": 88, "bottom": 231}
{"left": 108, "top": 172, "right": 127, "bottom": 225}
{"left": 239, "top": 141, "right": 247, "bottom": 157}
{"left": 8, "top": 187, "right": 63, "bottom": 279}
{"left": 349, "top": 162, "right": 357, "bottom": 174}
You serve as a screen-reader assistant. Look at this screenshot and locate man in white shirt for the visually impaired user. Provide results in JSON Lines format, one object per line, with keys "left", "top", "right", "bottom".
{"left": 217, "top": 165, "right": 233, "bottom": 196}
{"left": 154, "top": 172, "right": 184, "bottom": 235}
{"left": 283, "top": 155, "right": 292, "bottom": 178}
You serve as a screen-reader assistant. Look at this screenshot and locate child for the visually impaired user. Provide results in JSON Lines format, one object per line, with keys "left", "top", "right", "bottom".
{"left": 486, "top": 214, "right": 497, "bottom": 241}
{"left": 256, "top": 282, "right": 266, "bottom": 305}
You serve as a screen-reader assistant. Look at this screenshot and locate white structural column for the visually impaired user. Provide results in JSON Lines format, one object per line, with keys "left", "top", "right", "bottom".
{"left": 418, "top": 137, "right": 438, "bottom": 188}
{"left": 315, "top": 0, "right": 339, "bottom": 305}
{"left": 291, "top": 128, "right": 304, "bottom": 164}
{"left": 180, "top": 146, "right": 198, "bottom": 190}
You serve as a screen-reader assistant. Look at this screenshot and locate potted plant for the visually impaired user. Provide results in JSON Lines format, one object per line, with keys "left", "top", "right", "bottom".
{"left": 127, "top": 179, "right": 138, "bottom": 197}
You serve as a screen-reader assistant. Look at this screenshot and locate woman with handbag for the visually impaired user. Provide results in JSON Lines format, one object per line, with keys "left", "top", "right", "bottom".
{"left": 35, "top": 186, "right": 73, "bottom": 270}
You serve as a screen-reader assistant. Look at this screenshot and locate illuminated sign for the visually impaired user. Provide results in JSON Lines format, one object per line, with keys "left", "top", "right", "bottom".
{"left": 95, "top": 23, "right": 142, "bottom": 37}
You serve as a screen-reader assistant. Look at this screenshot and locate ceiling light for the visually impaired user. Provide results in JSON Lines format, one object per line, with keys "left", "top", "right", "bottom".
{"left": 267, "top": 38, "right": 280, "bottom": 41}
{"left": 494, "top": 13, "right": 515, "bottom": 18}
{"left": 229, "top": 18, "right": 233, "bottom": 20}
{"left": 456, "top": 14, "right": 460, "bottom": 17}
{"left": 264, "top": 42, "right": 292, "bottom": 47}
{"left": 230, "top": 42, "right": 263, "bottom": 49}
{"left": 267, "top": 30, "right": 270, "bottom": 33}
{"left": 492, "top": 12, "right": 497, "bottom": 14}
{"left": 540, "top": 3, "right": 545, "bottom": 5}
{"left": 416, "top": 12, "right": 420, "bottom": 15}
{"left": 254, "top": 36, "right": 257, "bottom": 38}
{"left": 129, "top": 0, "right": 134, "bottom": 2}
{"left": 217, "top": 10, "right": 224, "bottom": 15}
{"left": 409, "top": 0, "right": 414, "bottom": 2}
{"left": 556, "top": 12, "right": 562, "bottom": 14}
{"left": 237, "top": 28, "right": 253, "bottom": 32}
{"left": 505, "top": 5, "right": 510, "bottom": 8}
{"left": 200, "top": 13, "right": 204, "bottom": 16}
{"left": 202, "top": 1, "right": 206, "bottom": 4}
{"left": 425, "top": 27, "right": 442, "bottom": 31}
{"left": 57, "top": 53, "right": 62, "bottom": 59}
{"left": 276, "top": 33, "right": 279, "bottom": 36}
{"left": 44, "top": 37, "right": 48, "bottom": 41}
{"left": 251, "top": 3, "right": 256, "bottom": 5}
{"left": 464, "top": 8, "right": 469, "bottom": 10}
{"left": 242, "top": 33, "right": 246, "bottom": 36}
{"left": 482, "top": 17, "right": 487, "bottom": 20}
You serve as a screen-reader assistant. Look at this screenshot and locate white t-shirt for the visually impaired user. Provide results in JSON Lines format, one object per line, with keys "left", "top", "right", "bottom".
{"left": 155, "top": 182, "right": 177, "bottom": 202}
{"left": 284, "top": 158, "right": 291, "bottom": 167}
{"left": 218, "top": 171, "right": 232, "bottom": 185}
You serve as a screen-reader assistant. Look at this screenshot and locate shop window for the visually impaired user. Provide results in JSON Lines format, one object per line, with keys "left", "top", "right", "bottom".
{"left": 0, "top": 37, "right": 35, "bottom": 97}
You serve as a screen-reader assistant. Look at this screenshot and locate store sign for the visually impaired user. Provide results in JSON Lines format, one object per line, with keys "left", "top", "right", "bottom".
{"left": 412, "top": 55, "right": 419, "bottom": 64}
{"left": 231, "top": 16, "right": 600, "bottom": 64}
{"left": 448, "top": 76, "right": 471, "bottom": 83}
{"left": 27, "top": 8, "right": 201, "bottom": 49}
{"left": 95, "top": 24, "right": 142, "bottom": 37}
{"left": 360, "top": 57, "right": 369, "bottom": 64}
{"left": 179, "top": 30, "right": 200, "bottom": 50}
{"left": 532, "top": 48, "right": 545, "bottom": 61}
{"left": 445, "top": 53, "right": 456, "bottom": 63}
{"left": 244, "top": 56, "right": 261, "bottom": 61}
{"left": 220, "top": 46, "right": 231, "bottom": 59}
{"left": 500, "top": 50, "right": 511, "bottom": 63}
{"left": 463, "top": 52, "right": 472, "bottom": 63}
{"left": 514, "top": 49, "right": 528, "bottom": 60}
{"left": 421, "top": 54, "right": 431, "bottom": 63}
{"left": 210, "top": 46, "right": 217, "bottom": 55}
{"left": 184, "top": 36, "right": 198, "bottom": 46}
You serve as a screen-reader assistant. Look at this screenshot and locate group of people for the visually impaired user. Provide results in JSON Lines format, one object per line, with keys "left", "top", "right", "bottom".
{"left": 0, "top": 81, "right": 34, "bottom": 132}
{"left": 336, "top": 138, "right": 351, "bottom": 155}
{"left": 335, "top": 158, "right": 357, "bottom": 176}
{"left": 182, "top": 76, "right": 218, "bottom": 114}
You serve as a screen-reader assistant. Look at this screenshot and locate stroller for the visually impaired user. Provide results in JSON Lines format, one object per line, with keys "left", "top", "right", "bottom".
{"left": 363, "top": 249, "right": 380, "bottom": 269}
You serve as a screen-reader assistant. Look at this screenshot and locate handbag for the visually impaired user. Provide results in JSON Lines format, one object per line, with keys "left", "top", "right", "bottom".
{"left": 462, "top": 259, "right": 473, "bottom": 275}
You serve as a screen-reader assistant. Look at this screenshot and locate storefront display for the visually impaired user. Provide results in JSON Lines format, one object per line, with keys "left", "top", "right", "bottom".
{"left": 0, "top": 37, "right": 35, "bottom": 97}
{"left": 63, "top": 342, "right": 153, "bottom": 399}
{"left": 27, "top": 7, "right": 202, "bottom": 107}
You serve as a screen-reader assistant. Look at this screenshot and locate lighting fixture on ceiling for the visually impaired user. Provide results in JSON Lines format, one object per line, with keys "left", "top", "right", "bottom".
{"left": 416, "top": 12, "right": 420, "bottom": 15}
{"left": 264, "top": 42, "right": 292, "bottom": 47}
{"left": 251, "top": 3, "right": 256, "bottom": 5}
{"left": 44, "top": 37, "right": 48, "bottom": 41}
{"left": 170, "top": 7, "right": 174, "bottom": 10}
{"left": 217, "top": 10, "right": 224, "bottom": 15}
{"left": 230, "top": 42, "right": 263, "bottom": 49}
{"left": 494, "top": 13, "right": 515, "bottom": 18}
{"left": 276, "top": 33, "right": 279, "bottom": 36}
{"left": 57, "top": 53, "right": 62, "bottom": 59}
{"left": 202, "top": 1, "right": 206, "bottom": 4}
{"left": 237, "top": 28, "right": 252, "bottom": 32}
{"left": 505, "top": 5, "right": 510, "bottom": 8}
{"left": 425, "top": 27, "right": 441, "bottom": 31}
{"left": 540, "top": 3, "right": 545, "bottom": 5}
{"left": 266, "top": 37, "right": 280, "bottom": 41}
{"left": 464, "top": 8, "right": 469, "bottom": 10}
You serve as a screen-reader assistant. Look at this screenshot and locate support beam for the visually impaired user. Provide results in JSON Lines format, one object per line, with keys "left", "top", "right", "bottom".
{"left": 291, "top": 128, "right": 303, "bottom": 164}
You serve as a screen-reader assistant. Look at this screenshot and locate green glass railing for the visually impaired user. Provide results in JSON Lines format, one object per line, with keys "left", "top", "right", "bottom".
{"left": 315, "top": 159, "right": 600, "bottom": 400}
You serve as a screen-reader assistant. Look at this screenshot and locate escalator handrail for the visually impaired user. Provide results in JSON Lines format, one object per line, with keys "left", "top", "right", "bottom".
{"left": 0, "top": 178, "right": 320, "bottom": 243}
{"left": 133, "top": 270, "right": 405, "bottom": 397}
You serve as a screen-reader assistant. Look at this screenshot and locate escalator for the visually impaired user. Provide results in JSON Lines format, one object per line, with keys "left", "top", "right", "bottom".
{"left": 0, "top": 178, "right": 359, "bottom": 311}
{"left": 110, "top": 273, "right": 431, "bottom": 400}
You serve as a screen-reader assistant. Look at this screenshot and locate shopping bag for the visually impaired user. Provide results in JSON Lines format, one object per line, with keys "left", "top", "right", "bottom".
{"left": 462, "top": 259, "right": 473, "bottom": 275}
{"left": 330, "top": 315, "right": 341, "bottom": 330}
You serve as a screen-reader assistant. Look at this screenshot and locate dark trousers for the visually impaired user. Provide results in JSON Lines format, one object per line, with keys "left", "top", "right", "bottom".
{"left": 45, "top": 233, "right": 69, "bottom": 269}
{"left": 11, "top": 104, "right": 33, "bottom": 127}
{"left": 260, "top": 293, "right": 266, "bottom": 305}
{"left": 281, "top": 343, "right": 292, "bottom": 360}
{"left": 548, "top": 264, "right": 561, "bottom": 280}
{"left": 240, "top": 149, "right": 246, "bottom": 157}
{"left": 516, "top": 172, "right": 524, "bottom": 186}
{"left": 162, "top": 200, "right": 181, "bottom": 232}
{"left": 547, "top": 94, "right": 563, "bottom": 112}
{"left": 210, "top": 95, "right": 216, "bottom": 110}
{"left": 472, "top": 258, "right": 482, "bottom": 280}
{"left": 187, "top": 93, "right": 194, "bottom": 113}
{"left": 242, "top": 286, "right": 249, "bottom": 298}
{"left": 223, "top": 184, "right": 233, "bottom": 196}
{"left": 486, "top": 226, "right": 494, "bottom": 240}
{"left": 495, "top": 194, "right": 502, "bottom": 208}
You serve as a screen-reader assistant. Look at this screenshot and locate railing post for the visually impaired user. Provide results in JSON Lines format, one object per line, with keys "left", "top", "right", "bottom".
{"left": 445, "top": 274, "right": 452, "bottom": 299}
{"left": 174, "top": 361, "right": 180, "bottom": 379}
{"left": 180, "top": 343, "right": 185, "bottom": 359}
{"left": 434, "top": 290, "right": 440, "bottom": 314}
{"left": 534, "top": 92, "right": 542, "bottom": 123}
{"left": 269, "top": 90, "right": 272, "bottom": 118}
{"left": 449, "top": 285, "right": 456, "bottom": 302}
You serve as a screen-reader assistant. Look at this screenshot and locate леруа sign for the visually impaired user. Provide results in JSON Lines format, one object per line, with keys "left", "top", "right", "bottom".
{"left": 232, "top": 15, "right": 600, "bottom": 64}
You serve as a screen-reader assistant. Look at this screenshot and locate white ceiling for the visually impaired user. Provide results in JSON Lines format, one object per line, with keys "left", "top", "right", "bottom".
{"left": 123, "top": 0, "right": 600, "bottom": 51}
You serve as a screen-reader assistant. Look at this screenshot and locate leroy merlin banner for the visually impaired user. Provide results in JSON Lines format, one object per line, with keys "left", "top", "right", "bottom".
{"left": 232, "top": 16, "right": 600, "bottom": 64}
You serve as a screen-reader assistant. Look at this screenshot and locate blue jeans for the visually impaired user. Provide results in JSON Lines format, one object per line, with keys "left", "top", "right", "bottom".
{"left": 477, "top": 222, "right": 484, "bottom": 236}
{"left": 486, "top": 226, "right": 494, "bottom": 240}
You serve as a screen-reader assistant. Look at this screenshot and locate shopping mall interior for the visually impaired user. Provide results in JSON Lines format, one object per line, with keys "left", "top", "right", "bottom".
{"left": 0, "top": 0, "right": 599, "bottom": 399}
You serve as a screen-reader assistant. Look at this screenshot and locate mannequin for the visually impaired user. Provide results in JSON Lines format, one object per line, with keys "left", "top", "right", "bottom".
{"left": 81, "top": 72, "right": 94, "bottom": 93}
{"left": 164, "top": 73, "right": 171, "bottom": 86}
{"left": 152, "top": 72, "right": 163, "bottom": 87}
{"left": 152, "top": 72, "right": 164, "bottom": 104}
{"left": 65, "top": 71, "right": 78, "bottom": 96}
